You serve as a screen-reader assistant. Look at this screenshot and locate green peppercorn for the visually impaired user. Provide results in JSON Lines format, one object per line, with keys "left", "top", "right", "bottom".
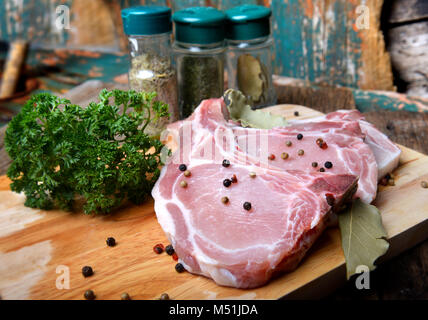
{"left": 298, "top": 149, "right": 304, "bottom": 156}
{"left": 281, "top": 152, "right": 289, "bottom": 160}
{"left": 388, "top": 179, "right": 395, "bottom": 186}
{"left": 184, "top": 170, "right": 191, "bottom": 177}
{"left": 121, "top": 292, "right": 131, "bottom": 300}
{"left": 249, "top": 172, "right": 256, "bottom": 178}
{"left": 421, "top": 181, "right": 428, "bottom": 188}
{"left": 311, "top": 162, "right": 318, "bottom": 168}
{"left": 221, "top": 196, "right": 229, "bottom": 204}
{"left": 286, "top": 141, "right": 292, "bottom": 147}
{"left": 180, "top": 180, "right": 188, "bottom": 188}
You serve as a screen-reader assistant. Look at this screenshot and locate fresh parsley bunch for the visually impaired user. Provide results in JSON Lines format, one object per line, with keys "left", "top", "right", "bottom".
{"left": 5, "top": 89, "right": 169, "bottom": 214}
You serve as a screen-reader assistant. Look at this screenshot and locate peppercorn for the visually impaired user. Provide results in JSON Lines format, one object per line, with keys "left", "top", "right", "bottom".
{"left": 388, "top": 179, "right": 395, "bottom": 186}
{"left": 384, "top": 173, "right": 391, "bottom": 180}
{"left": 82, "top": 266, "right": 94, "bottom": 278}
{"left": 324, "top": 161, "right": 333, "bottom": 169}
{"left": 165, "top": 244, "right": 175, "bottom": 256}
{"left": 84, "top": 290, "right": 95, "bottom": 300}
{"left": 286, "top": 141, "right": 292, "bottom": 147}
{"left": 320, "top": 142, "right": 328, "bottom": 149}
{"left": 243, "top": 202, "right": 252, "bottom": 211}
{"left": 281, "top": 152, "right": 289, "bottom": 160}
{"left": 180, "top": 180, "right": 188, "bottom": 188}
{"left": 294, "top": 111, "right": 299, "bottom": 116}
{"left": 320, "top": 168, "right": 325, "bottom": 172}
{"left": 221, "top": 196, "right": 229, "bottom": 204}
{"left": 175, "top": 263, "right": 185, "bottom": 273}
{"left": 231, "top": 174, "right": 238, "bottom": 183}
{"left": 312, "top": 162, "right": 318, "bottom": 168}
{"left": 179, "top": 164, "right": 187, "bottom": 171}
{"left": 223, "top": 179, "right": 232, "bottom": 187}
{"left": 222, "top": 159, "right": 230, "bottom": 167}
{"left": 297, "top": 134, "right": 303, "bottom": 140}
{"left": 184, "top": 170, "right": 191, "bottom": 177}
{"left": 316, "top": 138, "right": 323, "bottom": 145}
{"left": 379, "top": 177, "right": 388, "bottom": 186}
{"left": 121, "top": 292, "right": 131, "bottom": 300}
{"left": 172, "top": 253, "right": 178, "bottom": 261}
{"left": 268, "top": 154, "right": 275, "bottom": 160}
{"left": 249, "top": 172, "right": 256, "bottom": 178}
{"left": 298, "top": 149, "right": 304, "bottom": 156}
{"left": 326, "top": 194, "right": 335, "bottom": 206}
{"left": 153, "top": 243, "right": 164, "bottom": 254}
{"left": 421, "top": 181, "right": 428, "bottom": 188}
{"left": 106, "top": 237, "right": 116, "bottom": 247}
{"left": 160, "top": 293, "right": 170, "bottom": 300}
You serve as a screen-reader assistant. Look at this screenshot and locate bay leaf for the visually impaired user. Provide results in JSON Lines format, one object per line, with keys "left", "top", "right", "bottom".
{"left": 223, "top": 89, "right": 288, "bottom": 129}
{"left": 338, "top": 199, "right": 390, "bottom": 279}
{"left": 237, "top": 54, "right": 265, "bottom": 103}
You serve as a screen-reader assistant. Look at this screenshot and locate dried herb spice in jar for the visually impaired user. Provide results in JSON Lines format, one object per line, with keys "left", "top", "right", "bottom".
{"left": 122, "top": 6, "right": 178, "bottom": 136}
{"left": 225, "top": 5, "right": 276, "bottom": 108}
{"left": 173, "top": 7, "right": 226, "bottom": 119}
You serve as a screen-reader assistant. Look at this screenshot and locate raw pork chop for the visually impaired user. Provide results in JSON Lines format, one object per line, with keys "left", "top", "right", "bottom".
{"left": 153, "top": 157, "right": 357, "bottom": 288}
{"left": 164, "top": 99, "right": 378, "bottom": 203}
{"left": 153, "top": 98, "right": 363, "bottom": 288}
{"left": 290, "top": 109, "right": 401, "bottom": 179}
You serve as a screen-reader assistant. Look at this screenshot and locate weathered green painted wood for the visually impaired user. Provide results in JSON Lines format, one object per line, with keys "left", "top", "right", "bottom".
{"left": 353, "top": 90, "right": 428, "bottom": 113}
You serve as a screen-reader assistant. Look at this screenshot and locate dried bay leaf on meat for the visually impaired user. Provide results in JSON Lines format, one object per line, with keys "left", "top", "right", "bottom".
{"left": 223, "top": 89, "right": 288, "bottom": 129}
{"left": 338, "top": 199, "right": 390, "bottom": 279}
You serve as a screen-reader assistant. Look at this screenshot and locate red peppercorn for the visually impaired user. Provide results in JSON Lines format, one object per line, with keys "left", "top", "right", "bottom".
{"left": 268, "top": 154, "right": 275, "bottom": 160}
{"left": 172, "top": 253, "right": 178, "bottom": 261}
{"left": 153, "top": 243, "right": 164, "bottom": 254}
{"left": 231, "top": 174, "right": 238, "bottom": 183}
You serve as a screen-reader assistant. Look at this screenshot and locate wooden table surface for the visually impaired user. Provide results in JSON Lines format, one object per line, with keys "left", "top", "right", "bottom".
{"left": 1, "top": 84, "right": 427, "bottom": 300}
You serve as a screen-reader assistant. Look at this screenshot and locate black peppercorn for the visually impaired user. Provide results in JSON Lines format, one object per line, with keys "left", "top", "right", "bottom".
{"left": 84, "top": 290, "right": 96, "bottom": 300}
{"left": 82, "top": 266, "right": 93, "bottom": 278}
{"left": 243, "top": 202, "right": 252, "bottom": 211}
{"left": 179, "top": 164, "right": 187, "bottom": 171}
{"left": 160, "top": 293, "right": 170, "bottom": 300}
{"left": 324, "top": 161, "right": 333, "bottom": 169}
{"left": 223, "top": 179, "right": 232, "bottom": 187}
{"left": 175, "top": 263, "right": 185, "bottom": 273}
{"left": 165, "top": 244, "right": 175, "bottom": 256}
{"left": 294, "top": 111, "right": 299, "bottom": 116}
{"left": 106, "top": 237, "right": 116, "bottom": 247}
{"left": 222, "top": 159, "right": 230, "bottom": 167}
{"left": 326, "top": 194, "right": 335, "bottom": 206}
{"left": 297, "top": 133, "right": 303, "bottom": 140}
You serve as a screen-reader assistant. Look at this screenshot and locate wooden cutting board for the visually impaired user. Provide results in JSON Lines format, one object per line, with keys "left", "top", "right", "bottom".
{"left": 1, "top": 104, "right": 428, "bottom": 300}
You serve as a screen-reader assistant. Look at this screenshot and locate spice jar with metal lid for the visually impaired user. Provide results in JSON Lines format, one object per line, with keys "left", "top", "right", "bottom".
{"left": 121, "top": 6, "right": 178, "bottom": 136}
{"left": 225, "top": 5, "right": 276, "bottom": 108}
{"left": 172, "top": 7, "right": 226, "bottom": 119}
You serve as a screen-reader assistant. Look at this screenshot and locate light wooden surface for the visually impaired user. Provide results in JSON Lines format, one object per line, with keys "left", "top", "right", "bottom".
{"left": 0, "top": 105, "right": 428, "bottom": 300}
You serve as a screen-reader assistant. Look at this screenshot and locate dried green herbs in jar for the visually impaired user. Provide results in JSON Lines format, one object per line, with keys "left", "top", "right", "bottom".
{"left": 129, "top": 52, "right": 178, "bottom": 136}
{"left": 121, "top": 6, "right": 178, "bottom": 137}
{"left": 177, "top": 55, "right": 223, "bottom": 118}
{"left": 172, "top": 7, "right": 226, "bottom": 119}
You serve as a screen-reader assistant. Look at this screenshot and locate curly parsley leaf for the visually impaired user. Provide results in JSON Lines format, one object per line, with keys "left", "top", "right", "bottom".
{"left": 5, "top": 89, "right": 169, "bottom": 214}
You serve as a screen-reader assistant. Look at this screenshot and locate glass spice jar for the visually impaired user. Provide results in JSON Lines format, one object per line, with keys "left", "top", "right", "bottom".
{"left": 225, "top": 5, "right": 276, "bottom": 108}
{"left": 121, "top": 6, "right": 178, "bottom": 136}
{"left": 172, "top": 7, "right": 226, "bottom": 119}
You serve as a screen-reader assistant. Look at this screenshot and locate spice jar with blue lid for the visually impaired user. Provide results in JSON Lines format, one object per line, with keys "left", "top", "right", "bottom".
{"left": 172, "top": 7, "right": 226, "bottom": 119}
{"left": 121, "top": 6, "right": 178, "bottom": 136}
{"left": 225, "top": 5, "right": 276, "bottom": 108}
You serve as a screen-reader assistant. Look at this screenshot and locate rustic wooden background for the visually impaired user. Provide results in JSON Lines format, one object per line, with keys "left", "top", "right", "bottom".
{"left": 0, "top": 0, "right": 394, "bottom": 91}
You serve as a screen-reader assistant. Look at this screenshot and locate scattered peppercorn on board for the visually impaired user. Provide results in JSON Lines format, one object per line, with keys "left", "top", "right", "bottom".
{"left": 1, "top": 104, "right": 428, "bottom": 300}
